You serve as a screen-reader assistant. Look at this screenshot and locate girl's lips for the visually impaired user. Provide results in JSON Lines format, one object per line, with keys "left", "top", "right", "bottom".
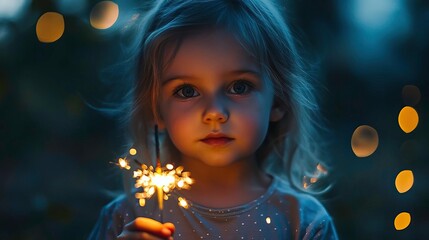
{"left": 201, "top": 137, "right": 234, "bottom": 146}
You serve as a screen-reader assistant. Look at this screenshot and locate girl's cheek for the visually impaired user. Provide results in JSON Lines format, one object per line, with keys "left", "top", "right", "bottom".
{"left": 166, "top": 104, "right": 198, "bottom": 127}
{"left": 160, "top": 99, "right": 189, "bottom": 117}
{"left": 235, "top": 101, "right": 270, "bottom": 119}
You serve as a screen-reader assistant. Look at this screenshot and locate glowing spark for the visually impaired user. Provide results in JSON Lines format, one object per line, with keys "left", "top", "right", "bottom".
{"left": 117, "top": 158, "right": 131, "bottom": 170}
{"left": 166, "top": 164, "right": 174, "bottom": 170}
{"left": 121, "top": 160, "right": 193, "bottom": 209}
{"left": 130, "top": 163, "right": 193, "bottom": 209}
{"left": 139, "top": 198, "right": 145, "bottom": 207}
{"left": 116, "top": 125, "right": 193, "bottom": 212}
{"left": 178, "top": 197, "right": 189, "bottom": 209}
{"left": 266, "top": 217, "right": 271, "bottom": 224}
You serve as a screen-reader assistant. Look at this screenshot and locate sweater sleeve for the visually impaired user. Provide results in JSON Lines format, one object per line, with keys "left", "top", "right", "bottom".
{"left": 303, "top": 213, "right": 338, "bottom": 240}
{"left": 300, "top": 195, "right": 339, "bottom": 240}
{"left": 88, "top": 196, "right": 131, "bottom": 240}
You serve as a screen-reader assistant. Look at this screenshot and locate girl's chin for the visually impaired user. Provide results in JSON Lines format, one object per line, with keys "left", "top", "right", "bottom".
{"left": 191, "top": 156, "right": 247, "bottom": 168}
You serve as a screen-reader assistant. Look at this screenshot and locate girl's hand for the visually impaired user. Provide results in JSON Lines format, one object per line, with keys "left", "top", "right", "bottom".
{"left": 117, "top": 217, "right": 175, "bottom": 240}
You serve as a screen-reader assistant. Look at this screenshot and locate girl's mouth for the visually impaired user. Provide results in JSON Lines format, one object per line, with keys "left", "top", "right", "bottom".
{"left": 200, "top": 133, "right": 234, "bottom": 146}
{"left": 201, "top": 137, "right": 234, "bottom": 146}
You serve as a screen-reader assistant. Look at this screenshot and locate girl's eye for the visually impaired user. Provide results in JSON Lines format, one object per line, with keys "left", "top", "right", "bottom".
{"left": 174, "top": 85, "right": 199, "bottom": 98}
{"left": 229, "top": 80, "right": 253, "bottom": 95}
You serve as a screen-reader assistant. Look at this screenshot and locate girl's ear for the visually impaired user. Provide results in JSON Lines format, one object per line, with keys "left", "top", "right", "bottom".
{"left": 270, "top": 104, "right": 286, "bottom": 122}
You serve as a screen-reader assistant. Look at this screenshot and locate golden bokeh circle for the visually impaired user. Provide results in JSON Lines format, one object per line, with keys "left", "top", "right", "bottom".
{"left": 394, "top": 212, "right": 411, "bottom": 230}
{"left": 36, "top": 12, "right": 65, "bottom": 43}
{"left": 395, "top": 170, "right": 414, "bottom": 193}
{"left": 90, "top": 1, "right": 119, "bottom": 29}
{"left": 351, "top": 125, "right": 379, "bottom": 157}
{"left": 398, "top": 106, "right": 419, "bottom": 133}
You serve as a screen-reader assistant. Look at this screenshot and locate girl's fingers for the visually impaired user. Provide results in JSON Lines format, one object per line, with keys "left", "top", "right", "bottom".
{"left": 124, "top": 217, "right": 173, "bottom": 238}
{"left": 163, "top": 222, "right": 175, "bottom": 235}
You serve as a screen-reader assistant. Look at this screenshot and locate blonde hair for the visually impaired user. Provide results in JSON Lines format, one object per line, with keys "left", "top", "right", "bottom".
{"left": 112, "top": 0, "right": 330, "bottom": 193}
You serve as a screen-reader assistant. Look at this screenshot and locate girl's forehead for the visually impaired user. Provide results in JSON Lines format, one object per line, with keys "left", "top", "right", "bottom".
{"left": 162, "top": 28, "right": 260, "bottom": 78}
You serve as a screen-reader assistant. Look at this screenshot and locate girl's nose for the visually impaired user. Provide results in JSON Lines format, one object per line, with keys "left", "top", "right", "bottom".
{"left": 202, "top": 97, "right": 229, "bottom": 124}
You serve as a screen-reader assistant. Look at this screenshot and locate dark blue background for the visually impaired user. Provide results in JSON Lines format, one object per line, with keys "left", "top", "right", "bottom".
{"left": 1, "top": 0, "right": 428, "bottom": 239}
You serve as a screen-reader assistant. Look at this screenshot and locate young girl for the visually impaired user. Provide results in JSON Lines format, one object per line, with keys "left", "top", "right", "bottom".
{"left": 90, "top": 0, "right": 338, "bottom": 239}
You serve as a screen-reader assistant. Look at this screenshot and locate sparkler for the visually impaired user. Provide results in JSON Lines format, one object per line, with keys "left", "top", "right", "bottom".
{"left": 116, "top": 125, "right": 193, "bottom": 220}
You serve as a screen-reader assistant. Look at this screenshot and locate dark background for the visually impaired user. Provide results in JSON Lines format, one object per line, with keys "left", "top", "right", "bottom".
{"left": 1, "top": 0, "right": 428, "bottom": 239}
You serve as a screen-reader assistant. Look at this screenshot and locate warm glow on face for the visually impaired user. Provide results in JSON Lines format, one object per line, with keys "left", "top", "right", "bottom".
{"left": 398, "top": 106, "right": 419, "bottom": 133}
{"left": 395, "top": 170, "right": 414, "bottom": 193}
{"left": 90, "top": 1, "right": 119, "bottom": 29}
{"left": 36, "top": 12, "right": 65, "bottom": 43}
{"left": 351, "top": 125, "right": 379, "bottom": 157}
{"left": 394, "top": 212, "right": 411, "bottom": 230}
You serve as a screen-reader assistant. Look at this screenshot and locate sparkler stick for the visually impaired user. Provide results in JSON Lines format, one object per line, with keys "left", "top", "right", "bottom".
{"left": 154, "top": 124, "right": 164, "bottom": 220}
{"left": 116, "top": 125, "right": 193, "bottom": 222}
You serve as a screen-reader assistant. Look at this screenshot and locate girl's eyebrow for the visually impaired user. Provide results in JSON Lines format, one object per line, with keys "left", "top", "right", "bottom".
{"left": 162, "top": 69, "right": 260, "bottom": 86}
{"left": 162, "top": 75, "right": 199, "bottom": 86}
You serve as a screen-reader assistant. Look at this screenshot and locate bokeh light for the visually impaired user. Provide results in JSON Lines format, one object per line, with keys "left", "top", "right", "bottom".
{"left": 351, "top": 125, "right": 379, "bottom": 157}
{"left": 398, "top": 106, "right": 419, "bottom": 133}
{"left": 395, "top": 170, "right": 414, "bottom": 193}
{"left": 350, "top": 0, "right": 408, "bottom": 31}
{"left": 0, "top": 0, "right": 31, "bottom": 20}
{"left": 36, "top": 12, "right": 65, "bottom": 43}
{"left": 402, "top": 85, "right": 421, "bottom": 106}
{"left": 394, "top": 212, "right": 411, "bottom": 230}
{"left": 90, "top": 1, "right": 119, "bottom": 30}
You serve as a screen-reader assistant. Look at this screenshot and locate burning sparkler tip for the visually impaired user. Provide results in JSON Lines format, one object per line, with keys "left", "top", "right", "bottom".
{"left": 114, "top": 125, "right": 193, "bottom": 210}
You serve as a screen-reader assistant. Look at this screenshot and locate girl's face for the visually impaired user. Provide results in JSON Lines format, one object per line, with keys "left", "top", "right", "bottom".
{"left": 158, "top": 29, "right": 284, "bottom": 167}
